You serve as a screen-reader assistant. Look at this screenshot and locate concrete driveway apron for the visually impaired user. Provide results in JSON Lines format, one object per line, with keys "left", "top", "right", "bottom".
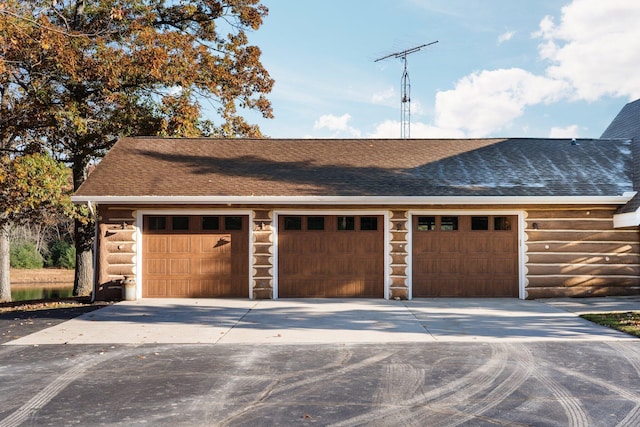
{"left": 5, "top": 298, "right": 634, "bottom": 345}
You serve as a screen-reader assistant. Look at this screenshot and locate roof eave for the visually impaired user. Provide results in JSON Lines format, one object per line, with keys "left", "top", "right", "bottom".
{"left": 71, "top": 194, "right": 635, "bottom": 206}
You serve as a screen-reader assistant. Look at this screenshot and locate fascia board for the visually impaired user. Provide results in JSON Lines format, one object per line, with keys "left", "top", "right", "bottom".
{"left": 613, "top": 210, "right": 640, "bottom": 228}
{"left": 71, "top": 195, "right": 634, "bottom": 205}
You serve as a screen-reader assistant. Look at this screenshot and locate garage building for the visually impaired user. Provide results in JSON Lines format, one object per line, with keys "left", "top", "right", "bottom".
{"left": 73, "top": 100, "right": 640, "bottom": 300}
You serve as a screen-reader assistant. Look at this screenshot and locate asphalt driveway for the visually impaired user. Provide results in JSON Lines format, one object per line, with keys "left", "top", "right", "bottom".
{"left": 1, "top": 298, "right": 640, "bottom": 426}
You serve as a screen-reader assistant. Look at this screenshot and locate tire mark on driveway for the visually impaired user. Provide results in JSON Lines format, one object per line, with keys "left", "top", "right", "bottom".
{"left": 421, "top": 343, "right": 534, "bottom": 427}
{"left": 331, "top": 343, "right": 511, "bottom": 427}
{"left": 607, "top": 342, "right": 640, "bottom": 427}
{"left": 0, "top": 349, "right": 125, "bottom": 427}
{"left": 533, "top": 368, "right": 590, "bottom": 426}
{"left": 219, "top": 350, "right": 394, "bottom": 425}
{"left": 371, "top": 363, "right": 425, "bottom": 426}
{"left": 549, "top": 343, "right": 640, "bottom": 427}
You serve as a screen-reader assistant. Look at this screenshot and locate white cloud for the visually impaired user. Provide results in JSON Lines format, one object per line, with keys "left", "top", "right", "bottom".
{"left": 368, "top": 120, "right": 465, "bottom": 139}
{"left": 535, "top": 0, "right": 640, "bottom": 101}
{"left": 313, "top": 113, "right": 362, "bottom": 138}
{"left": 410, "top": 122, "right": 466, "bottom": 138}
{"left": 409, "top": 99, "right": 428, "bottom": 117}
{"left": 368, "top": 120, "right": 398, "bottom": 138}
{"left": 422, "top": 1, "right": 640, "bottom": 138}
{"left": 371, "top": 87, "right": 396, "bottom": 106}
{"left": 433, "top": 68, "right": 568, "bottom": 137}
{"left": 549, "top": 124, "right": 579, "bottom": 138}
{"left": 497, "top": 30, "right": 515, "bottom": 44}
{"left": 314, "top": 113, "right": 350, "bottom": 130}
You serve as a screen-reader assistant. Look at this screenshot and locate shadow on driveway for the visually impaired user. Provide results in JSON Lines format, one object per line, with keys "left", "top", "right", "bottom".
{"left": 3, "top": 298, "right": 635, "bottom": 345}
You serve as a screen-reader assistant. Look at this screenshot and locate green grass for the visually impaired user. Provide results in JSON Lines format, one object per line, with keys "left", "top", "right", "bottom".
{"left": 581, "top": 312, "right": 640, "bottom": 338}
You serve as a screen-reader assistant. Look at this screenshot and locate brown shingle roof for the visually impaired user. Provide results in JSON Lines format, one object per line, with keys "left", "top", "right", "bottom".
{"left": 74, "top": 137, "right": 633, "bottom": 198}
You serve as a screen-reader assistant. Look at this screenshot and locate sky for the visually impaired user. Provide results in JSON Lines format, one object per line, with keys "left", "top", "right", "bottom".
{"left": 233, "top": 0, "right": 640, "bottom": 140}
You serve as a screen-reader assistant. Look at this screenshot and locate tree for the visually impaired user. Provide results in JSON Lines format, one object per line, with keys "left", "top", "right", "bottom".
{"left": 0, "top": 153, "right": 72, "bottom": 302}
{"left": 0, "top": 0, "right": 274, "bottom": 296}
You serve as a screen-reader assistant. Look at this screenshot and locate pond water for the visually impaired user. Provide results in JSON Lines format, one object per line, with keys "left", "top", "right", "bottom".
{"left": 11, "top": 284, "right": 74, "bottom": 301}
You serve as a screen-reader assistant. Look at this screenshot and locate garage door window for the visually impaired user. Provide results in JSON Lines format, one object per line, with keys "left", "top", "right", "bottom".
{"left": 494, "top": 216, "right": 512, "bottom": 231}
{"left": 441, "top": 216, "right": 458, "bottom": 231}
{"left": 338, "top": 216, "right": 355, "bottom": 231}
{"left": 307, "top": 216, "right": 325, "bottom": 231}
{"left": 202, "top": 216, "right": 220, "bottom": 230}
{"left": 417, "top": 216, "right": 436, "bottom": 231}
{"left": 283, "top": 216, "right": 302, "bottom": 230}
{"left": 471, "top": 216, "right": 489, "bottom": 231}
{"left": 225, "top": 216, "right": 243, "bottom": 230}
{"left": 145, "top": 215, "right": 246, "bottom": 234}
{"left": 172, "top": 216, "right": 190, "bottom": 231}
{"left": 148, "top": 216, "right": 167, "bottom": 231}
{"left": 360, "top": 217, "right": 378, "bottom": 231}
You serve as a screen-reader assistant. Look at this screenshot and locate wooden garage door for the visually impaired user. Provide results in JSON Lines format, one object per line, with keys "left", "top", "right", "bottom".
{"left": 278, "top": 215, "right": 384, "bottom": 297}
{"left": 142, "top": 215, "right": 249, "bottom": 298}
{"left": 412, "top": 215, "right": 518, "bottom": 297}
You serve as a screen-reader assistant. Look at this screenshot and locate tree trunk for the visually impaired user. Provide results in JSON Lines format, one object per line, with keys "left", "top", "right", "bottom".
{"left": 0, "top": 224, "right": 11, "bottom": 302}
{"left": 73, "top": 212, "right": 94, "bottom": 297}
{"left": 72, "top": 155, "right": 94, "bottom": 297}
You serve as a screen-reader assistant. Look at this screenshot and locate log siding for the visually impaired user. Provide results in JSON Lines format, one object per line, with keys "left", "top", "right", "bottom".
{"left": 525, "top": 208, "right": 640, "bottom": 298}
{"left": 95, "top": 206, "right": 137, "bottom": 300}
{"left": 252, "top": 210, "right": 274, "bottom": 299}
{"left": 89, "top": 204, "right": 640, "bottom": 301}
{"left": 389, "top": 210, "right": 409, "bottom": 299}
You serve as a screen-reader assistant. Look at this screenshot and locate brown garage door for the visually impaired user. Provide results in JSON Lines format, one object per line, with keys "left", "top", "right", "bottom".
{"left": 142, "top": 215, "right": 249, "bottom": 298}
{"left": 278, "top": 215, "right": 384, "bottom": 297}
{"left": 412, "top": 215, "right": 518, "bottom": 297}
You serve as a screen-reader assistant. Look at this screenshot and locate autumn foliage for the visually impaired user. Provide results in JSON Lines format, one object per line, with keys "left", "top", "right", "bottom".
{"left": 0, "top": 0, "right": 274, "bottom": 297}
{"left": 0, "top": 154, "right": 72, "bottom": 225}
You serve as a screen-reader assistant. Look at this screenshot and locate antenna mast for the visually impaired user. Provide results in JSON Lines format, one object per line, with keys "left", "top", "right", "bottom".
{"left": 375, "top": 41, "right": 438, "bottom": 138}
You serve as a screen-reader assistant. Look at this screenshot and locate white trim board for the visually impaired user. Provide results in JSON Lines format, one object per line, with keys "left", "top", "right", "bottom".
{"left": 73, "top": 195, "right": 633, "bottom": 205}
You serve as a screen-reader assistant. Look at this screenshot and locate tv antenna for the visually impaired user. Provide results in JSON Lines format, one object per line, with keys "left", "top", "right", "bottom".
{"left": 375, "top": 41, "right": 438, "bottom": 138}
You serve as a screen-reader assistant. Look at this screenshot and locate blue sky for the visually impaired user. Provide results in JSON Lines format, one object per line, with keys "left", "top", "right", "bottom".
{"left": 235, "top": 0, "right": 640, "bottom": 139}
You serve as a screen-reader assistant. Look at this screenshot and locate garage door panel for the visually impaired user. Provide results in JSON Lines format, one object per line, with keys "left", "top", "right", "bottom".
{"left": 493, "top": 235, "right": 516, "bottom": 252}
{"left": 336, "top": 279, "right": 359, "bottom": 297}
{"left": 359, "top": 258, "right": 380, "bottom": 272}
{"left": 170, "top": 236, "right": 191, "bottom": 253}
{"left": 436, "top": 258, "right": 460, "bottom": 274}
{"left": 169, "top": 280, "right": 189, "bottom": 296}
{"left": 412, "top": 215, "right": 518, "bottom": 297}
{"left": 468, "top": 237, "right": 489, "bottom": 252}
{"left": 355, "top": 238, "right": 380, "bottom": 254}
{"left": 200, "top": 235, "right": 232, "bottom": 253}
{"left": 146, "top": 259, "right": 167, "bottom": 275}
{"left": 199, "top": 258, "right": 231, "bottom": 275}
{"left": 146, "top": 236, "right": 168, "bottom": 253}
{"left": 487, "top": 279, "right": 515, "bottom": 297}
{"left": 439, "top": 237, "right": 462, "bottom": 252}
{"left": 418, "top": 279, "right": 459, "bottom": 297}
{"left": 335, "top": 237, "right": 353, "bottom": 253}
{"left": 146, "top": 280, "right": 167, "bottom": 297}
{"left": 467, "top": 258, "right": 491, "bottom": 274}
{"left": 492, "top": 258, "right": 517, "bottom": 274}
{"left": 170, "top": 258, "right": 190, "bottom": 274}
